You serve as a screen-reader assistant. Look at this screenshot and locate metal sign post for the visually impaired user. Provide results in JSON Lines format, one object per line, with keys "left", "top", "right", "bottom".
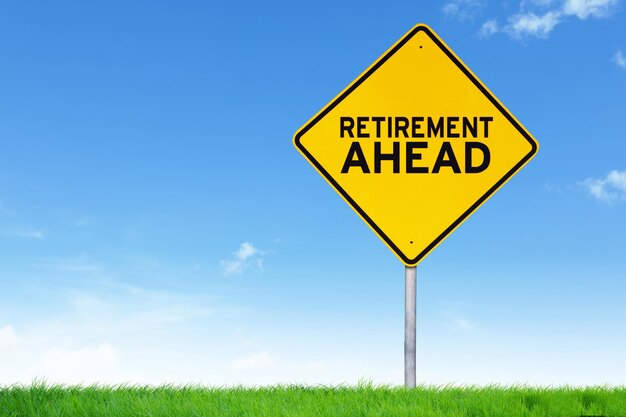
{"left": 404, "top": 266, "right": 416, "bottom": 388}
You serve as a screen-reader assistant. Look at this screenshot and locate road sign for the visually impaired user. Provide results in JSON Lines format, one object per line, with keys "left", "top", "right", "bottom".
{"left": 294, "top": 24, "right": 538, "bottom": 266}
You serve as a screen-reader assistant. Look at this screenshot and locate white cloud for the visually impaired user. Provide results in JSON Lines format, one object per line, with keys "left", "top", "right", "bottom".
{"left": 232, "top": 351, "right": 277, "bottom": 371}
{"left": 221, "top": 242, "right": 264, "bottom": 275}
{"left": 0, "top": 325, "right": 21, "bottom": 352}
{"left": 0, "top": 204, "right": 46, "bottom": 239}
{"left": 235, "top": 242, "right": 258, "bottom": 260}
{"left": 480, "top": 0, "right": 620, "bottom": 39}
{"left": 544, "top": 182, "right": 566, "bottom": 194}
{"left": 73, "top": 218, "right": 91, "bottom": 227}
{"left": 562, "top": 0, "right": 619, "bottom": 18}
{"left": 1, "top": 227, "right": 46, "bottom": 240}
{"left": 2, "top": 281, "right": 626, "bottom": 386}
{"left": 479, "top": 19, "right": 500, "bottom": 37}
{"left": 36, "top": 256, "right": 103, "bottom": 274}
{"left": 614, "top": 50, "right": 626, "bottom": 69}
{"left": 505, "top": 11, "right": 563, "bottom": 38}
{"left": 0, "top": 203, "right": 15, "bottom": 216}
{"left": 55, "top": 282, "right": 215, "bottom": 338}
{"left": 581, "top": 170, "right": 626, "bottom": 203}
{"left": 0, "top": 279, "right": 223, "bottom": 386}
{"left": 443, "top": 312, "right": 478, "bottom": 331}
{"left": 40, "top": 344, "right": 122, "bottom": 384}
{"left": 1, "top": 333, "right": 123, "bottom": 385}
{"left": 443, "top": 0, "right": 486, "bottom": 20}
{"left": 529, "top": 0, "right": 557, "bottom": 6}
{"left": 451, "top": 316, "right": 477, "bottom": 331}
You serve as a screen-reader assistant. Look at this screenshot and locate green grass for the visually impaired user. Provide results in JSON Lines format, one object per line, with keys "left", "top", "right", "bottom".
{"left": 1, "top": 383, "right": 625, "bottom": 417}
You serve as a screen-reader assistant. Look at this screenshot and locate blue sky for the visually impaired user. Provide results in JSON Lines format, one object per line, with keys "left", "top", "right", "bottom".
{"left": 0, "top": 0, "right": 625, "bottom": 386}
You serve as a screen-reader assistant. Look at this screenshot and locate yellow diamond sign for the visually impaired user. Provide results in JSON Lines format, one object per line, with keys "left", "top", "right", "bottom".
{"left": 293, "top": 24, "right": 539, "bottom": 266}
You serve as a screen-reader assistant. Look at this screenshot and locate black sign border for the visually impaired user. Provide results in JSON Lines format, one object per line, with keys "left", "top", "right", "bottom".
{"left": 294, "top": 24, "right": 538, "bottom": 266}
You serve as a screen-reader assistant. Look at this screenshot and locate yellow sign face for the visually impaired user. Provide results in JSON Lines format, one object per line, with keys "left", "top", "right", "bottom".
{"left": 294, "top": 24, "right": 538, "bottom": 266}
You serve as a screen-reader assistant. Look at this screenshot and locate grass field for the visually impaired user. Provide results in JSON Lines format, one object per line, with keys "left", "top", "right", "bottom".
{"left": 0, "top": 383, "right": 624, "bottom": 417}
